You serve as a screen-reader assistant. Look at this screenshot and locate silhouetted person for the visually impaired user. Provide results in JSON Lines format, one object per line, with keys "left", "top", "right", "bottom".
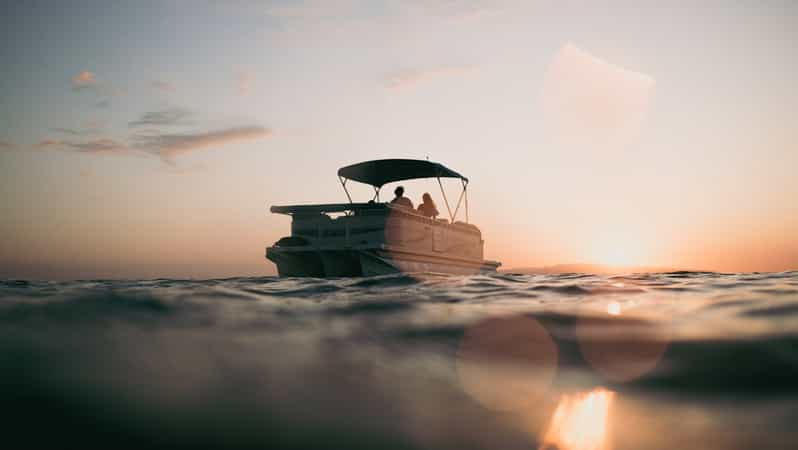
{"left": 417, "top": 192, "right": 439, "bottom": 219}
{"left": 391, "top": 186, "right": 413, "bottom": 209}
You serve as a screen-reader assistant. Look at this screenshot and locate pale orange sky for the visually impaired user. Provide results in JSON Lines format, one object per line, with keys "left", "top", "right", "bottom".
{"left": 1, "top": 1, "right": 796, "bottom": 279}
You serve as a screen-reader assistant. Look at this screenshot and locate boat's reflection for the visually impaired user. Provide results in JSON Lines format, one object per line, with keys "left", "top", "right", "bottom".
{"left": 540, "top": 388, "right": 614, "bottom": 450}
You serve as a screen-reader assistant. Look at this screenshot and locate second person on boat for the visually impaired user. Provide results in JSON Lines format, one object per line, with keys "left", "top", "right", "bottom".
{"left": 417, "top": 192, "right": 439, "bottom": 219}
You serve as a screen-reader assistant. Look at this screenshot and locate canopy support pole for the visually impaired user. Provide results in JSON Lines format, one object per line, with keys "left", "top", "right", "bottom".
{"left": 464, "top": 180, "right": 469, "bottom": 223}
{"left": 372, "top": 186, "right": 380, "bottom": 202}
{"left": 451, "top": 179, "right": 467, "bottom": 223}
{"left": 437, "top": 177, "right": 454, "bottom": 222}
{"left": 339, "top": 176, "right": 353, "bottom": 204}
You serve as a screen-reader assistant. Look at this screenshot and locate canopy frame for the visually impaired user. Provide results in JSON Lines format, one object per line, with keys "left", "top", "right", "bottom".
{"left": 338, "top": 159, "right": 470, "bottom": 223}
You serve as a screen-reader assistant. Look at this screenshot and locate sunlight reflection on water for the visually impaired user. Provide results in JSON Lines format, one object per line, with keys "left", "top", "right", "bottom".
{"left": 540, "top": 388, "right": 614, "bottom": 450}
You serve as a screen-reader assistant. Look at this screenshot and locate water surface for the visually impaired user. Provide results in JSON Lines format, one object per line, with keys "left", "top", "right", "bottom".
{"left": 2, "top": 272, "right": 797, "bottom": 449}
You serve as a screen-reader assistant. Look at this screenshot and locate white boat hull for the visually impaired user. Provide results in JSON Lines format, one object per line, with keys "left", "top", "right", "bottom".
{"left": 266, "top": 202, "right": 500, "bottom": 278}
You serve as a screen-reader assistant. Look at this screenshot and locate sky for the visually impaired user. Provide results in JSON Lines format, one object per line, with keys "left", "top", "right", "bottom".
{"left": 1, "top": 0, "right": 797, "bottom": 279}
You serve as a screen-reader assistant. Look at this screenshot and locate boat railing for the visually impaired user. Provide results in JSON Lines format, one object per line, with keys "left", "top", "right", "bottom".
{"left": 275, "top": 203, "right": 481, "bottom": 244}
{"left": 270, "top": 202, "right": 383, "bottom": 215}
{"left": 274, "top": 203, "right": 478, "bottom": 231}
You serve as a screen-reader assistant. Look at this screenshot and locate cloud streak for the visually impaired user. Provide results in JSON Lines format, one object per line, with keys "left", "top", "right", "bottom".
{"left": 51, "top": 120, "right": 104, "bottom": 137}
{"left": 37, "top": 138, "right": 131, "bottom": 155}
{"left": 43, "top": 94, "right": 271, "bottom": 163}
{"left": 37, "top": 126, "right": 270, "bottom": 160}
{"left": 384, "top": 65, "right": 475, "bottom": 89}
{"left": 0, "top": 140, "right": 16, "bottom": 151}
{"left": 265, "top": 2, "right": 337, "bottom": 19}
{"left": 151, "top": 80, "right": 175, "bottom": 92}
{"left": 129, "top": 108, "right": 192, "bottom": 127}
{"left": 402, "top": 0, "right": 505, "bottom": 23}
{"left": 71, "top": 71, "right": 121, "bottom": 102}
{"left": 51, "top": 127, "right": 93, "bottom": 137}
{"left": 135, "top": 126, "right": 272, "bottom": 161}
{"left": 237, "top": 71, "right": 254, "bottom": 95}
{"left": 51, "top": 128, "right": 84, "bottom": 136}
{"left": 71, "top": 71, "right": 97, "bottom": 91}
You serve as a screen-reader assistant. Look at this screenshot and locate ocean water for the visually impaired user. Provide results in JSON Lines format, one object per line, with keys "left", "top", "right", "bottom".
{"left": 2, "top": 271, "right": 798, "bottom": 450}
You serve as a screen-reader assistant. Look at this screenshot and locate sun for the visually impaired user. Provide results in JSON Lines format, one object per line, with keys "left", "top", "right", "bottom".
{"left": 588, "top": 230, "right": 648, "bottom": 267}
{"left": 600, "top": 246, "right": 639, "bottom": 267}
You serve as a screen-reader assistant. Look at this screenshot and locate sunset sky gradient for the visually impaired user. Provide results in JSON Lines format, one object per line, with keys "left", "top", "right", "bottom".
{"left": 1, "top": 1, "right": 796, "bottom": 279}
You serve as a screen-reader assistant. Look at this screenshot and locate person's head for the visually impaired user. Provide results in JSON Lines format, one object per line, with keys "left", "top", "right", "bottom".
{"left": 422, "top": 192, "right": 432, "bottom": 204}
{"left": 394, "top": 186, "right": 404, "bottom": 197}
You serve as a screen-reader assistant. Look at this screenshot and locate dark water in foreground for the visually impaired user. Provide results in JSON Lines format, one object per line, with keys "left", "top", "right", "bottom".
{"left": 2, "top": 272, "right": 798, "bottom": 450}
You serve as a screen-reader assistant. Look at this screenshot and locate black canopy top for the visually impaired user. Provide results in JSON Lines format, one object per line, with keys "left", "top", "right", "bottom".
{"left": 337, "top": 159, "right": 467, "bottom": 188}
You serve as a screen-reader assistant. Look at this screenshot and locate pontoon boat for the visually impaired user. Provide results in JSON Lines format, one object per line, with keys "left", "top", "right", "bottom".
{"left": 266, "top": 159, "right": 501, "bottom": 277}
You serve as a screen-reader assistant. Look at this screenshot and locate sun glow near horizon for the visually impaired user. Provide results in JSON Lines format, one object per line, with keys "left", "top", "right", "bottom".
{"left": 587, "top": 229, "right": 650, "bottom": 268}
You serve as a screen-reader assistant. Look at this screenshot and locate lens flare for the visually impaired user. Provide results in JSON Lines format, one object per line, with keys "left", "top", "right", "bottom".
{"left": 576, "top": 315, "right": 670, "bottom": 383}
{"left": 541, "top": 42, "right": 655, "bottom": 151}
{"left": 540, "top": 388, "right": 615, "bottom": 450}
{"left": 457, "top": 316, "right": 558, "bottom": 411}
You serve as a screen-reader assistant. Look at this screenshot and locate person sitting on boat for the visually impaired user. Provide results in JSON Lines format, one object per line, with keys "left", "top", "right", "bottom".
{"left": 390, "top": 186, "right": 414, "bottom": 209}
{"left": 417, "top": 192, "right": 439, "bottom": 219}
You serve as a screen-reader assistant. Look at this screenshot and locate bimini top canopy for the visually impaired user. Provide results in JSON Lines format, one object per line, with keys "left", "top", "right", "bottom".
{"left": 338, "top": 159, "right": 467, "bottom": 188}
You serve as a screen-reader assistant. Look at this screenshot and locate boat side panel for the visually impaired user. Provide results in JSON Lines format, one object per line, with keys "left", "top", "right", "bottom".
{"left": 288, "top": 207, "right": 484, "bottom": 261}
{"left": 267, "top": 204, "right": 498, "bottom": 277}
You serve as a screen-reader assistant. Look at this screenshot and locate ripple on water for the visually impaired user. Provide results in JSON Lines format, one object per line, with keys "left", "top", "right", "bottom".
{"left": 1, "top": 271, "right": 798, "bottom": 449}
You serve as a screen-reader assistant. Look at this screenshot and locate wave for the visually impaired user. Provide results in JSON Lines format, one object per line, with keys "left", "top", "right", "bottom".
{"left": 1, "top": 272, "right": 797, "bottom": 449}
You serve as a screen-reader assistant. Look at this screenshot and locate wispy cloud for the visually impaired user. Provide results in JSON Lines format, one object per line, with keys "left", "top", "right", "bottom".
{"left": 37, "top": 138, "right": 131, "bottom": 155}
{"left": 83, "top": 120, "right": 105, "bottom": 131}
{"left": 265, "top": 2, "right": 336, "bottom": 19}
{"left": 129, "top": 107, "right": 192, "bottom": 127}
{"left": 67, "top": 139, "right": 130, "bottom": 155}
{"left": 51, "top": 120, "right": 105, "bottom": 137}
{"left": 37, "top": 138, "right": 65, "bottom": 147}
{"left": 44, "top": 103, "right": 271, "bottom": 163}
{"left": 384, "top": 65, "right": 475, "bottom": 89}
{"left": 71, "top": 71, "right": 121, "bottom": 103}
{"left": 402, "top": 0, "right": 505, "bottom": 23}
{"left": 52, "top": 127, "right": 100, "bottom": 137}
{"left": 71, "top": 71, "right": 97, "bottom": 91}
{"left": 237, "top": 71, "right": 254, "bottom": 95}
{"left": 446, "top": 6, "right": 504, "bottom": 23}
{"left": 51, "top": 128, "right": 84, "bottom": 136}
{"left": 150, "top": 80, "right": 176, "bottom": 92}
{"left": 135, "top": 126, "right": 272, "bottom": 161}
